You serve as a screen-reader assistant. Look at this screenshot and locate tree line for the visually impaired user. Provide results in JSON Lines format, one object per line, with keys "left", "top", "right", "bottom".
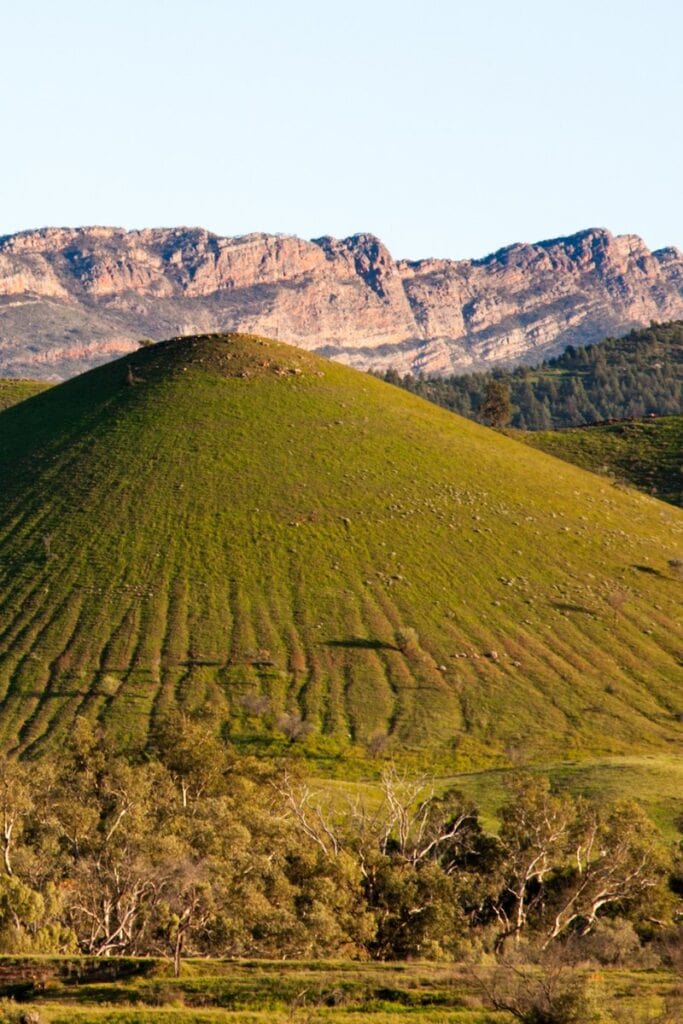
{"left": 1, "top": 715, "right": 681, "bottom": 972}
{"left": 379, "top": 321, "right": 683, "bottom": 429}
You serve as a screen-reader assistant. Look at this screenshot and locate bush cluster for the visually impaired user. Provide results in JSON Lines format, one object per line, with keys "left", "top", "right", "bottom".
{"left": 0, "top": 716, "right": 680, "bottom": 972}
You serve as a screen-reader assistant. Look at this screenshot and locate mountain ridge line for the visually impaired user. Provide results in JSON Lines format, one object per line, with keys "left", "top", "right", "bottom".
{"left": 2, "top": 224, "right": 683, "bottom": 379}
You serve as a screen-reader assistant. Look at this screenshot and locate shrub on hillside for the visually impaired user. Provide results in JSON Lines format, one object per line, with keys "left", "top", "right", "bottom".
{"left": 394, "top": 627, "right": 420, "bottom": 655}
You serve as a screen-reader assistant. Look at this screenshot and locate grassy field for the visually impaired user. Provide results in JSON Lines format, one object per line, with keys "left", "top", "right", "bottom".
{"left": 0, "top": 378, "right": 51, "bottom": 412}
{"left": 0, "top": 956, "right": 679, "bottom": 1023}
{"left": 0, "top": 334, "right": 681, "bottom": 769}
{"left": 518, "top": 416, "right": 682, "bottom": 507}
{"left": 320, "top": 751, "right": 683, "bottom": 840}
{"left": 447, "top": 753, "right": 683, "bottom": 838}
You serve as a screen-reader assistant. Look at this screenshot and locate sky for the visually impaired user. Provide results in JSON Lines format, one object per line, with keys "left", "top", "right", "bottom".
{"left": 2, "top": 0, "right": 682, "bottom": 260}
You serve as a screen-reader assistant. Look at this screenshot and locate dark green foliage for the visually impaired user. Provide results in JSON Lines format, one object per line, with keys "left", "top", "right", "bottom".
{"left": 381, "top": 321, "right": 683, "bottom": 429}
{"left": 481, "top": 381, "right": 512, "bottom": 428}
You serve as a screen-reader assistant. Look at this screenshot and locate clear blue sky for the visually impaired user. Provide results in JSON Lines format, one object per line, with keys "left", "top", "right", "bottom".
{"left": 3, "top": 0, "right": 682, "bottom": 259}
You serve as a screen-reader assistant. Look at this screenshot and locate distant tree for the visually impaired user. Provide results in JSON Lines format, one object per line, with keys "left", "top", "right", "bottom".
{"left": 151, "top": 712, "right": 229, "bottom": 808}
{"left": 488, "top": 777, "right": 667, "bottom": 952}
{"left": 155, "top": 859, "right": 216, "bottom": 977}
{"left": 542, "top": 799, "right": 664, "bottom": 946}
{"left": 383, "top": 368, "right": 401, "bottom": 386}
{"left": 492, "top": 776, "right": 575, "bottom": 950}
{"left": 481, "top": 381, "right": 512, "bottom": 428}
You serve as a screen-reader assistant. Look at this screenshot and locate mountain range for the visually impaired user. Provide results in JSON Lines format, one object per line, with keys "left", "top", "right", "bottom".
{"left": 2, "top": 225, "right": 683, "bottom": 379}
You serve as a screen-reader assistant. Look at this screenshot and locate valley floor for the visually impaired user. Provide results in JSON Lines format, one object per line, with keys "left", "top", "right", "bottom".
{"left": 0, "top": 957, "right": 680, "bottom": 1023}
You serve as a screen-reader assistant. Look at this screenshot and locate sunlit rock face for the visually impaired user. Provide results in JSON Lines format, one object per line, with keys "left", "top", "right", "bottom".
{"left": 1, "top": 225, "right": 682, "bottom": 378}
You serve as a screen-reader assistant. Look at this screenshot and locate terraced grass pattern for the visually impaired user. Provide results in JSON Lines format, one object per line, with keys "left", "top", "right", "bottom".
{"left": 0, "top": 334, "right": 681, "bottom": 768}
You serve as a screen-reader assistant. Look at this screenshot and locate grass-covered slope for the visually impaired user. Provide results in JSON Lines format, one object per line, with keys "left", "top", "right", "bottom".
{"left": 518, "top": 416, "right": 682, "bottom": 507}
{"left": 0, "top": 377, "right": 51, "bottom": 411}
{"left": 0, "top": 334, "right": 681, "bottom": 766}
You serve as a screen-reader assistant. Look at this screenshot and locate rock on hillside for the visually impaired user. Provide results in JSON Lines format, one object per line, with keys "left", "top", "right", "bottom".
{"left": 1, "top": 225, "right": 682, "bottom": 378}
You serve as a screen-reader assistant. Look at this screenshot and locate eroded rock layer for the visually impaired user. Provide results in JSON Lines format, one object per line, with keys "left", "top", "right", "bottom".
{"left": 1, "top": 225, "right": 682, "bottom": 377}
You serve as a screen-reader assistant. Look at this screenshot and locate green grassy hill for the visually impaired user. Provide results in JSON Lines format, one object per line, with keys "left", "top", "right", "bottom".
{"left": 518, "top": 415, "right": 682, "bottom": 507}
{"left": 0, "top": 334, "right": 681, "bottom": 767}
{"left": 0, "top": 377, "right": 51, "bottom": 411}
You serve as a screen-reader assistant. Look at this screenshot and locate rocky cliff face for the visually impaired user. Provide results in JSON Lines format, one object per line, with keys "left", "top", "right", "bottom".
{"left": 0, "top": 225, "right": 681, "bottom": 378}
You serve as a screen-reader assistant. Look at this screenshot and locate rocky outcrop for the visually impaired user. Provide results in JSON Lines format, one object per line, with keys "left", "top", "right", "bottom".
{"left": 0, "top": 225, "right": 681, "bottom": 378}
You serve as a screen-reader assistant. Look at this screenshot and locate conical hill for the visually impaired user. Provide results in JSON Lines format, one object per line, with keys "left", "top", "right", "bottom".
{"left": 0, "top": 334, "right": 681, "bottom": 765}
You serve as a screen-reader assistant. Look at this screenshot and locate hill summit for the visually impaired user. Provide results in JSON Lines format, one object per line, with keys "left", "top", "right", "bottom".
{"left": 0, "top": 333, "right": 681, "bottom": 764}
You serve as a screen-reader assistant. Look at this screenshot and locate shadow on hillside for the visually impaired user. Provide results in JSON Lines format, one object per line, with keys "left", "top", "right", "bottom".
{"left": 631, "top": 563, "right": 665, "bottom": 578}
{"left": 551, "top": 601, "right": 595, "bottom": 615}
{"left": 324, "top": 638, "right": 397, "bottom": 651}
{"left": 178, "top": 658, "right": 224, "bottom": 667}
